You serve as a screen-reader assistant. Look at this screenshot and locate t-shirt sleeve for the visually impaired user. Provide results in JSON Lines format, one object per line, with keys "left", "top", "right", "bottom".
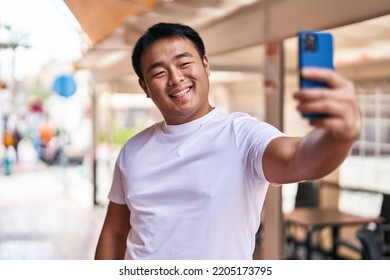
{"left": 107, "top": 158, "right": 127, "bottom": 205}
{"left": 233, "top": 113, "right": 285, "bottom": 182}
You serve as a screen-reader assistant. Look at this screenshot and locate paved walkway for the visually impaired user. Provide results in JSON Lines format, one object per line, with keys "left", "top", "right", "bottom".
{"left": 0, "top": 164, "right": 107, "bottom": 260}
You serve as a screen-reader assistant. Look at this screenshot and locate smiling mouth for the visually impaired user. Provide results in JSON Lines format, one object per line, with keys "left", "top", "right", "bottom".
{"left": 169, "top": 87, "right": 191, "bottom": 99}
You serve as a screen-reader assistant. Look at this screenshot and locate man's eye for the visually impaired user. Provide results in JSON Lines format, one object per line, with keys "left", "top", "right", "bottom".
{"left": 180, "top": 62, "right": 192, "bottom": 68}
{"left": 152, "top": 71, "right": 165, "bottom": 78}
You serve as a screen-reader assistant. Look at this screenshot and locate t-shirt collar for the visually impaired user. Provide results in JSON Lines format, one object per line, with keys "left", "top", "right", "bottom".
{"left": 162, "top": 107, "right": 221, "bottom": 134}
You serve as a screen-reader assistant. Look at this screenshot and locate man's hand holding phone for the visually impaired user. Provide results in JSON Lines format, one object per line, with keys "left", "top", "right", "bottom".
{"left": 294, "top": 67, "right": 361, "bottom": 141}
{"left": 296, "top": 30, "right": 361, "bottom": 141}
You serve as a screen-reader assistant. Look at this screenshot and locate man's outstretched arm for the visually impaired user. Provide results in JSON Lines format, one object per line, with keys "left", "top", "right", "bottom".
{"left": 263, "top": 68, "right": 361, "bottom": 184}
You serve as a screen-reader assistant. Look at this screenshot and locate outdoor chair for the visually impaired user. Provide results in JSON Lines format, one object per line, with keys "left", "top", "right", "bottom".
{"left": 356, "top": 228, "right": 382, "bottom": 260}
{"left": 335, "top": 193, "right": 390, "bottom": 259}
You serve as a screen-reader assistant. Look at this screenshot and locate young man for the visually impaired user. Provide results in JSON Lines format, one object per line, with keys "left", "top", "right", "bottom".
{"left": 95, "top": 22, "right": 361, "bottom": 260}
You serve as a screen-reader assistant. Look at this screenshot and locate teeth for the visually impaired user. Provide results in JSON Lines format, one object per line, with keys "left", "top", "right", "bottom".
{"left": 172, "top": 88, "right": 190, "bottom": 97}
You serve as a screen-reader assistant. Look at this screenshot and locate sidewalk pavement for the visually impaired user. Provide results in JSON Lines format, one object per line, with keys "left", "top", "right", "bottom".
{"left": 0, "top": 164, "right": 107, "bottom": 260}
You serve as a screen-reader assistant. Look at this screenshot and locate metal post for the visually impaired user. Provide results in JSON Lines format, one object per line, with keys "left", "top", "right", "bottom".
{"left": 91, "top": 84, "right": 98, "bottom": 206}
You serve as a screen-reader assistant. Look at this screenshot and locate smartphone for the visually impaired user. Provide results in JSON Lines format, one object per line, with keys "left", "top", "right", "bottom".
{"left": 298, "top": 30, "right": 334, "bottom": 119}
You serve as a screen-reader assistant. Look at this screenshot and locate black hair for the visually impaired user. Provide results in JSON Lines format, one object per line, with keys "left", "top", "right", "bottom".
{"left": 131, "top": 22, "right": 206, "bottom": 80}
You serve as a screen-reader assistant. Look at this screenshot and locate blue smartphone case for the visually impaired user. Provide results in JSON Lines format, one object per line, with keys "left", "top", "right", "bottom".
{"left": 299, "top": 31, "right": 334, "bottom": 119}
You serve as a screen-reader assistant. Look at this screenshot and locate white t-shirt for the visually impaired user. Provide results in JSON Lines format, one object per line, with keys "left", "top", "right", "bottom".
{"left": 109, "top": 108, "right": 285, "bottom": 259}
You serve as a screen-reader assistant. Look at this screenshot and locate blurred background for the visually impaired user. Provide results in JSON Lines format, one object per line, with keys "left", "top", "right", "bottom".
{"left": 0, "top": 0, "right": 389, "bottom": 260}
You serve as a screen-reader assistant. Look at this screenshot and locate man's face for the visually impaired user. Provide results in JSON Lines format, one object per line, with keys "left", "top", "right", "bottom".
{"left": 139, "top": 37, "right": 211, "bottom": 125}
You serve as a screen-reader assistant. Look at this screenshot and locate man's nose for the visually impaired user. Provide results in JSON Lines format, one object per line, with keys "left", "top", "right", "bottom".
{"left": 168, "top": 68, "right": 184, "bottom": 86}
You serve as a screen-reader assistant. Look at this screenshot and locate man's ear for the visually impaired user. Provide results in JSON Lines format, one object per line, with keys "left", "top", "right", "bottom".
{"left": 138, "top": 78, "right": 150, "bottom": 98}
{"left": 203, "top": 55, "right": 210, "bottom": 76}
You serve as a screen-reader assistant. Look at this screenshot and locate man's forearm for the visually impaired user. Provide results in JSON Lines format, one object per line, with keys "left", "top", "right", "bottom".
{"left": 95, "top": 233, "right": 127, "bottom": 260}
{"left": 293, "top": 128, "right": 356, "bottom": 181}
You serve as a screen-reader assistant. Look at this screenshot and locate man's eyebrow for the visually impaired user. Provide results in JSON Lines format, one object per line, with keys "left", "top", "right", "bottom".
{"left": 146, "top": 52, "right": 194, "bottom": 74}
{"left": 174, "top": 52, "right": 194, "bottom": 60}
